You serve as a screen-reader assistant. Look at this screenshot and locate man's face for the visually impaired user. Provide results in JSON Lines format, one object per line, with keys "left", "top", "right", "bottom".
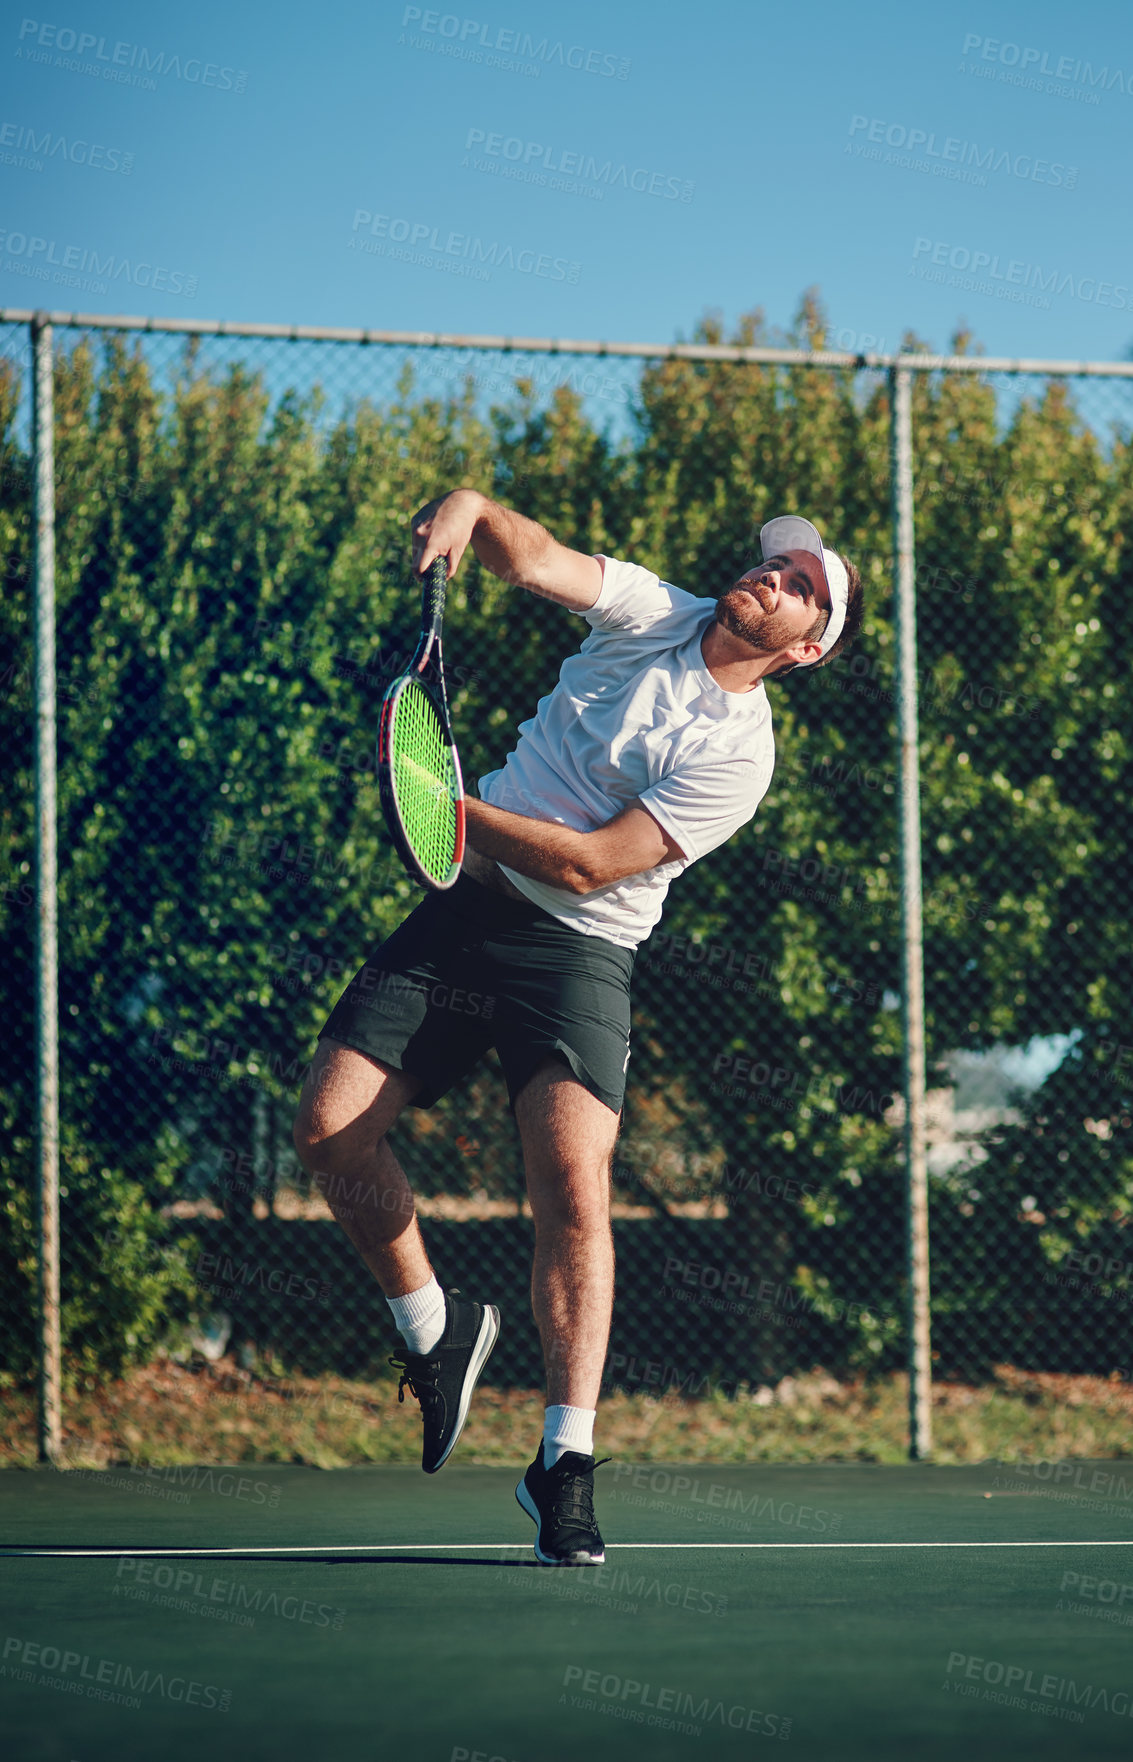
{"left": 715, "top": 550, "right": 830, "bottom": 658}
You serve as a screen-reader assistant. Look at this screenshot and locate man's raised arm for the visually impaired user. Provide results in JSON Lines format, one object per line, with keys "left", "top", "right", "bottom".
{"left": 410, "top": 488, "right": 603, "bottom": 612}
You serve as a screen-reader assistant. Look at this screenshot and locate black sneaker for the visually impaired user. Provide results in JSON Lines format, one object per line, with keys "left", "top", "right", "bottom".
{"left": 515, "top": 1447, "right": 609, "bottom": 1565}
{"left": 389, "top": 1289, "right": 500, "bottom": 1474}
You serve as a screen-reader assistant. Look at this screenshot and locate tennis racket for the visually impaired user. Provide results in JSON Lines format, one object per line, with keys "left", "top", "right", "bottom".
{"left": 376, "top": 557, "right": 466, "bottom": 890}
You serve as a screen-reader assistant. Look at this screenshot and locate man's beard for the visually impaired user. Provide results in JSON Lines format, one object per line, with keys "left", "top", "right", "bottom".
{"left": 715, "top": 583, "right": 807, "bottom": 656}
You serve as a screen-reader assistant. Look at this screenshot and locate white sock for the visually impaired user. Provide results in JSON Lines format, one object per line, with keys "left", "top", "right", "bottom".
{"left": 543, "top": 1404, "right": 596, "bottom": 1466}
{"left": 387, "top": 1277, "right": 447, "bottom": 1355}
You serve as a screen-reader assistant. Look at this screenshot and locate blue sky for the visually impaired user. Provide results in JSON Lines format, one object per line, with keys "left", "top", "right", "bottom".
{"left": 1, "top": 0, "right": 1131, "bottom": 359}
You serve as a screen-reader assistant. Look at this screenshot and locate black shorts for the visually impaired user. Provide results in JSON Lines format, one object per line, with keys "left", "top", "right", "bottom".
{"left": 317, "top": 875, "right": 636, "bottom": 1115}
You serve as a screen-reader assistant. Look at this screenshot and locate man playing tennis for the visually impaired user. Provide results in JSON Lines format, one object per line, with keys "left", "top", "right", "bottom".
{"left": 292, "top": 489, "right": 863, "bottom": 1565}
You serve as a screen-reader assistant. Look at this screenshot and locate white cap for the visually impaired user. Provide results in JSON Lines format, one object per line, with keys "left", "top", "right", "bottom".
{"left": 759, "top": 515, "right": 848, "bottom": 664}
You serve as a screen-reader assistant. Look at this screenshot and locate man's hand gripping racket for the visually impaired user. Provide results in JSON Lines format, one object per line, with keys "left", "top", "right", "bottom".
{"left": 376, "top": 551, "right": 466, "bottom": 891}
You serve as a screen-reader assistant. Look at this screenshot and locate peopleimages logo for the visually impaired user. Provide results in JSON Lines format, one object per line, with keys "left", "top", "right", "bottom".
{"left": 15, "top": 18, "right": 247, "bottom": 92}
{"left": 0, "top": 228, "right": 197, "bottom": 296}
{"left": 911, "top": 237, "right": 1131, "bottom": 310}
{"left": 1, "top": 1635, "right": 232, "bottom": 1712}
{"left": 847, "top": 116, "right": 1078, "bottom": 187}
{"left": 349, "top": 208, "right": 580, "bottom": 282}
{"left": 114, "top": 1558, "right": 345, "bottom": 1630}
{"left": 0, "top": 118, "right": 132, "bottom": 172}
{"left": 560, "top": 1665, "right": 790, "bottom": 1739}
{"left": 960, "top": 33, "right": 1133, "bottom": 99}
{"left": 398, "top": 8, "right": 629, "bottom": 79}
{"left": 462, "top": 127, "right": 693, "bottom": 201}
{"left": 944, "top": 1649, "right": 1133, "bottom": 1721}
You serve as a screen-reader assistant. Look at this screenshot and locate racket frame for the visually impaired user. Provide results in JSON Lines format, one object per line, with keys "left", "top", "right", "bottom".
{"left": 376, "top": 558, "right": 466, "bottom": 891}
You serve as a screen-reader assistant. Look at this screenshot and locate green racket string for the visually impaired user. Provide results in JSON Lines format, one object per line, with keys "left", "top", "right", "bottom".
{"left": 390, "top": 680, "right": 458, "bottom": 884}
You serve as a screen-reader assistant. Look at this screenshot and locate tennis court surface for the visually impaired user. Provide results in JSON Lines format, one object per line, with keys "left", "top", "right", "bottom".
{"left": 3, "top": 1460, "right": 1133, "bottom": 1760}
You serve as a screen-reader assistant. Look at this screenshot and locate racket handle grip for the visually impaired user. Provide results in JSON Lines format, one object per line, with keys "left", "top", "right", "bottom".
{"left": 423, "top": 556, "right": 448, "bottom": 631}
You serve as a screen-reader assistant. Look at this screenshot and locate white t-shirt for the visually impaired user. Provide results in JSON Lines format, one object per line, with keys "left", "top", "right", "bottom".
{"left": 476, "top": 556, "right": 776, "bottom": 948}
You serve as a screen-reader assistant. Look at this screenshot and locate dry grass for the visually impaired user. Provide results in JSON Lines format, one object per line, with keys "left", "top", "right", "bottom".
{"left": 4, "top": 1360, "right": 1133, "bottom": 1471}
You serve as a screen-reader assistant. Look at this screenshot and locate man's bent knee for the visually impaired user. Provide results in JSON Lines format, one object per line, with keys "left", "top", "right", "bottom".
{"left": 532, "top": 1181, "right": 613, "bottom": 1236}
{"left": 291, "top": 1038, "right": 420, "bottom": 1168}
{"left": 290, "top": 1105, "right": 365, "bottom": 1174}
{"left": 291, "top": 1104, "right": 391, "bottom": 1177}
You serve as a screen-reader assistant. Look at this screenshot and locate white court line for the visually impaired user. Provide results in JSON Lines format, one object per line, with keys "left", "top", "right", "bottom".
{"left": 3, "top": 1540, "right": 1133, "bottom": 1557}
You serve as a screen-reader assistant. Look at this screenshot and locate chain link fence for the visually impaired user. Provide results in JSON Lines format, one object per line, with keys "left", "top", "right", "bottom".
{"left": 904, "top": 363, "right": 1133, "bottom": 1385}
{"left": 2, "top": 315, "right": 1131, "bottom": 1455}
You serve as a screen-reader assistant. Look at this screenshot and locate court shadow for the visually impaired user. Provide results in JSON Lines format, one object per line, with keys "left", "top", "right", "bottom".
{"left": 2, "top": 1548, "right": 543, "bottom": 1569}
{"left": 287, "top": 1553, "right": 540, "bottom": 1567}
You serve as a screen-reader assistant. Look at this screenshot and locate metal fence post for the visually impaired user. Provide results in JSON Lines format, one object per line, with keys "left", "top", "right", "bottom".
{"left": 890, "top": 363, "right": 932, "bottom": 1459}
{"left": 32, "top": 313, "right": 61, "bottom": 1466}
